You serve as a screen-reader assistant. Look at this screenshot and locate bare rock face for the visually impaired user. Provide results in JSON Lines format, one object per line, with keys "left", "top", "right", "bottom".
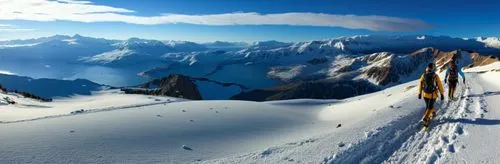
{"left": 154, "top": 74, "right": 202, "bottom": 100}
{"left": 466, "top": 53, "right": 500, "bottom": 68}
{"left": 360, "top": 47, "right": 495, "bottom": 86}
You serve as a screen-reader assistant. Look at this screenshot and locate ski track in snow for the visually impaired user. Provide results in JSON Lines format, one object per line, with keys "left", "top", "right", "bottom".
{"left": 328, "top": 75, "right": 489, "bottom": 164}
{"left": 0, "top": 100, "right": 181, "bottom": 124}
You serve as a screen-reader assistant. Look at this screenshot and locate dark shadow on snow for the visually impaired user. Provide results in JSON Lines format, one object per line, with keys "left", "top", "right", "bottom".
{"left": 437, "top": 118, "right": 500, "bottom": 126}
{"left": 467, "top": 91, "right": 500, "bottom": 98}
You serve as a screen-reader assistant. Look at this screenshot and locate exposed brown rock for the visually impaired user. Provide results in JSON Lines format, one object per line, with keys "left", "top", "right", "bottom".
{"left": 465, "top": 53, "right": 500, "bottom": 68}
{"left": 124, "top": 74, "right": 202, "bottom": 100}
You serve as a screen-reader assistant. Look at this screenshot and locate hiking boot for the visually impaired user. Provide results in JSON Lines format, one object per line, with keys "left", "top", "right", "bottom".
{"left": 422, "top": 117, "right": 430, "bottom": 127}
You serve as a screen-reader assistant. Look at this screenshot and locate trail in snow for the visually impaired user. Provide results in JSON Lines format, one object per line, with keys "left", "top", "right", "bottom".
{"left": 327, "top": 74, "right": 491, "bottom": 164}
{"left": 384, "top": 80, "right": 471, "bottom": 163}
{"left": 0, "top": 100, "right": 181, "bottom": 124}
{"left": 442, "top": 71, "right": 500, "bottom": 163}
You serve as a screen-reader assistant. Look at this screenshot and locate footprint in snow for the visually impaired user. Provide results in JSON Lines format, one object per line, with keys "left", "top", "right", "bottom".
{"left": 69, "top": 130, "right": 75, "bottom": 133}
{"left": 182, "top": 109, "right": 186, "bottom": 112}
{"left": 283, "top": 157, "right": 294, "bottom": 162}
{"left": 448, "top": 144, "right": 456, "bottom": 153}
{"left": 260, "top": 148, "right": 273, "bottom": 158}
{"left": 182, "top": 145, "right": 193, "bottom": 151}
{"left": 156, "top": 115, "right": 162, "bottom": 117}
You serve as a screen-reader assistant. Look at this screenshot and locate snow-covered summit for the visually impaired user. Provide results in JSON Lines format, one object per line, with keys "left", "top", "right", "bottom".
{"left": 202, "top": 41, "right": 249, "bottom": 49}
{"left": 251, "top": 40, "right": 292, "bottom": 48}
{"left": 476, "top": 37, "right": 500, "bottom": 49}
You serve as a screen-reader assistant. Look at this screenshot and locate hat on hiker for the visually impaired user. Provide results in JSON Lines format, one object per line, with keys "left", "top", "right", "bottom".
{"left": 426, "top": 63, "right": 434, "bottom": 72}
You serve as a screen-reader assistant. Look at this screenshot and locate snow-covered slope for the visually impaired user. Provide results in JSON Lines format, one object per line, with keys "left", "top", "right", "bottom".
{"left": 202, "top": 41, "right": 249, "bottom": 50}
{"left": 164, "top": 40, "right": 208, "bottom": 52}
{"left": 79, "top": 38, "right": 175, "bottom": 65}
{"left": 1, "top": 62, "right": 500, "bottom": 163}
{"left": 0, "top": 35, "right": 118, "bottom": 61}
{"left": 80, "top": 38, "right": 211, "bottom": 65}
{"left": 0, "top": 89, "right": 180, "bottom": 122}
{"left": 464, "top": 61, "right": 500, "bottom": 72}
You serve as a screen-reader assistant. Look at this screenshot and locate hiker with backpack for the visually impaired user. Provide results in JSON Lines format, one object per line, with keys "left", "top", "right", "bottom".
{"left": 444, "top": 62, "right": 465, "bottom": 100}
{"left": 418, "top": 63, "right": 445, "bottom": 128}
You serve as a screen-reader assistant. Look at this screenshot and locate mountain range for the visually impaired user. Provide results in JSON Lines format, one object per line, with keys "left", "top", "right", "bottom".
{"left": 1, "top": 34, "right": 499, "bottom": 100}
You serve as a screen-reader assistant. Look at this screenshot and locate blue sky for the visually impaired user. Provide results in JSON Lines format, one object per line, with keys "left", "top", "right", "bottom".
{"left": 0, "top": 0, "right": 499, "bottom": 42}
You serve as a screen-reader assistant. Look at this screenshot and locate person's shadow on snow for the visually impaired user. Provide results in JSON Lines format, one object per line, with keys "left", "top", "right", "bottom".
{"left": 467, "top": 91, "right": 500, "bottom": 98}
{"left": 438, "top": 118, "right": 500, "bottom": 126}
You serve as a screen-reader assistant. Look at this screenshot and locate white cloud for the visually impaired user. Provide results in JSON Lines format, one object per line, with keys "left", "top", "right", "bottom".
{"left": 56, "top": 0, "right": 92, "bottom": 4}
{"left": 0, "top": 70, "right": 16, "bottom": 75}
{"left": 0, "top": 24, "right": 34, "bottom": 32}
{"left": 0, "top": 0, "right": 431, "bottom": 31}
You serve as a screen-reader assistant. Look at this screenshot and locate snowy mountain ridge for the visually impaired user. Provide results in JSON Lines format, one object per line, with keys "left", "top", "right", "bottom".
{"left": 476, "top": 37, "right": 500, "bottom": 49}
{"left": 1, "top": 34, "right": 500, "bottom": 98}
{"left": 2, "top": 34, "right": 499, "bottom": 64}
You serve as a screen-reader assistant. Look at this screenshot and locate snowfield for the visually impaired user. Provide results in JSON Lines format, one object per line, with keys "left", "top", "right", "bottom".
{"left": 0, "top": 90, "right": 181, "bottom": 122}
{"left": 1, "top": 64, "right": 499, "bottom": 163}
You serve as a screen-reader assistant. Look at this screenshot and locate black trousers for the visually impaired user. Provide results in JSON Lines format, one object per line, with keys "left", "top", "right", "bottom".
{"left": 448, "top": 79, "right": 458, "bottom": 89}
{"left": 424, "top": 98, "right": 435, "bottom": 110}
{"left": 448, "top": 79, "right": 458, "bottom": 97}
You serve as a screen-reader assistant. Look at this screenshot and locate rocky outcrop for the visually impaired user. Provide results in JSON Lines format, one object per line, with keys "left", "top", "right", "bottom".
{"left": 360, "top": 48, "right": 493, "bottom": 86}
{"left": 127, "top": 74, "right": 202, "bottom": 100}
{"left": 465, "top": 53, "right": 500, "bottom": 68}
{"left": 125, "top": 74, "right": 249, "bottom": 100}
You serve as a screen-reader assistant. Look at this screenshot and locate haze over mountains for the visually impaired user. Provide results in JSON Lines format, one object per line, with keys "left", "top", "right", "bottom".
{"left": 1, "top": 34, "right": 499, "bottom": 100}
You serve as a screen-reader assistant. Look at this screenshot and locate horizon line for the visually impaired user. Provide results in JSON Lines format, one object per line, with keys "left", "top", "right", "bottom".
{"left": 1, "top": 34, "right": 498, "bottom": 43}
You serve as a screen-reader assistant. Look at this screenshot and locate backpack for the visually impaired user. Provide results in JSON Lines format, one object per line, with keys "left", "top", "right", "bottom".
{"left": 423, "top": 72, "right": 437, "bottom": 93}
{"left": 448, "top": 67, "right": 458, "bottom": 81}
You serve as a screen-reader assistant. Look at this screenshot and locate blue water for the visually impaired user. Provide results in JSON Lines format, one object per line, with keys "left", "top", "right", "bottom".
{"left": 0, "top": 60, "right": 279, "bottom": 89}
{"left": 0, "top": 60, "right": 148, "bottom": 87}
{"left": 207, "top": 64, "right": 279, "bottom": 89}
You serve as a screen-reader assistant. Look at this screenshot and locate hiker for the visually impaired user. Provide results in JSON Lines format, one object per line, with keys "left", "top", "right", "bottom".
{"left": 418, "top": 63, "right": 444, "bottom": 128}
{"left": 444, "top": 61, "right": 465, "bottom": 100}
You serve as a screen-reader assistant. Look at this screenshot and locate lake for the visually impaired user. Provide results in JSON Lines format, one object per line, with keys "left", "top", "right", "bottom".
{"left": 0, "top": 60, "right": 150, "bottom": 87}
